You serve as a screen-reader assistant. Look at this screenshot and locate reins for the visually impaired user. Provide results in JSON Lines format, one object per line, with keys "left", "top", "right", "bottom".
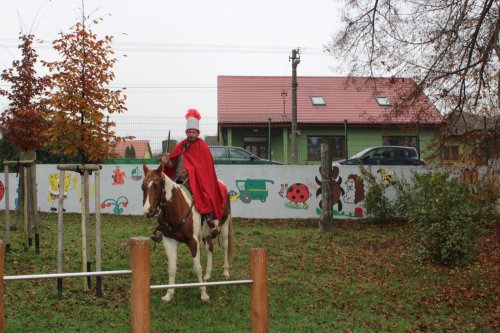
{"left": 152, "top": 176, "right": 194, "bottom": 237}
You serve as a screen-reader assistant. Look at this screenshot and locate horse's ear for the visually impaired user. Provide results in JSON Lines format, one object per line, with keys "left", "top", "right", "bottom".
{"left": 157, "top": 161, "right": 164, "bottom": 173}
{"left": 143, "top": 163, "right": 149, "bottom": 174}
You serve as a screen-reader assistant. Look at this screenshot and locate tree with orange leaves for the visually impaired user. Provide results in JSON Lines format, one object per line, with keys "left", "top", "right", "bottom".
{"left": 43, "top": 16, "right": 128, "bottom": 164}
{"left": 0, "top": 34, "right": 49, "bottom": 153}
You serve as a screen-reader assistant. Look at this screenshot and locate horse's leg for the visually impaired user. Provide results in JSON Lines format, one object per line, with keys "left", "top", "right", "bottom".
{"left": 161, "top": 237, "right": 178, "bottom": 303}
{"left": 187, "top": 237, "right": 210, "bottom": 303}
{"left": 220, "top": 218, "right": 230, "bottom": 278}
{"left": 202, "top": 230, "right": 213, "bottom": 281}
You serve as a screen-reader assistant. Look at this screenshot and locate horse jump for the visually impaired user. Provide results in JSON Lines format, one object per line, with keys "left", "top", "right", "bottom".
{"left": 141, "top": 164, "right": 233, "bottom": 303}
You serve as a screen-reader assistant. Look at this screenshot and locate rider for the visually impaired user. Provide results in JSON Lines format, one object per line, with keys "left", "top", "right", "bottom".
{"left": 159, "top": 108, "right": 227, "bottom": 239}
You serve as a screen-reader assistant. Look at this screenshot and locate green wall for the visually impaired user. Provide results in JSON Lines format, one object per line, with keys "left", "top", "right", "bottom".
{"left": 221, "top": 126, "right": 438, "bottom": 165}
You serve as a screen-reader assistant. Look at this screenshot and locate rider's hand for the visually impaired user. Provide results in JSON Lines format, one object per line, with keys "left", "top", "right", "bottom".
{"left": 161, "top": 153, "right": 170, "bottom": 164}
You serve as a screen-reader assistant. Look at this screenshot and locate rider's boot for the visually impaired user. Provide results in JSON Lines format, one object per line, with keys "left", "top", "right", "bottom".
{"left": 151, "top": 229, "right": 163, "bottom": 243}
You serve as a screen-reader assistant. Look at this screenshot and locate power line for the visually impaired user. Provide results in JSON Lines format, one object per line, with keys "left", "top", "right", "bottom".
{"left": 0, "top": 39, "right": 328, "bottom": 55}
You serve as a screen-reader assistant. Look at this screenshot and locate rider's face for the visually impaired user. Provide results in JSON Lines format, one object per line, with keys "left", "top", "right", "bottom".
{"left": 186, "top": 129, "right": 200, "bottom": 142}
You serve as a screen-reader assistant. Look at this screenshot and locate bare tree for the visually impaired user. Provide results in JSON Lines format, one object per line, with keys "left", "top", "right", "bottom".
{"left": 328, "top": 0, "right": 499, "bottom": 126}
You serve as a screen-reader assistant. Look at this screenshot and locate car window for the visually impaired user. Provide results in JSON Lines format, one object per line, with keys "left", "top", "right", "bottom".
{"left": 210, "top": 147, "right": 227, "bottom": 160}
{"left": 367, "top": 148, "right": 383, "bottom": 159}
{"left": 228, "top": 148, "right": 252, "bottom": 161}
{"left": 406, "top": 148, "right": 417, "bottom": 158}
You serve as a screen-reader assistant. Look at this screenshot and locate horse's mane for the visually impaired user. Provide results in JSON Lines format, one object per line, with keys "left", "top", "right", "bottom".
{"left": 161, "top": 172, "right": 194, "bottom": 202}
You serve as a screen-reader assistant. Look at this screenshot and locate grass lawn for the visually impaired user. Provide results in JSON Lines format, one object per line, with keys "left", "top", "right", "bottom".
{"left": 1, "top": 212, "right": 498, "bottom": 332}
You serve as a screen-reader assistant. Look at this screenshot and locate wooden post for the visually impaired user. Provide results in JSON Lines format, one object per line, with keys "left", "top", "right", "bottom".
{"left": 30, "top": 165, "right": 40, "bottom": 254}
{"left": 95, "top": 170, "right": 102, "bottom": 297}
{"left": 0, "top": 240, "right": 4, "bottom": 333}
{"left": 57, "top": 170, "right": 65, "bottom": 298}
{"left": 250, "top": 248, "right": 268, "bottom": 333}
{"left": 83, "top": 170, "right": 91, "bottom": 290}
{"left": 130, "top": 237, "right": 150, "bottom": 333}
{"left": 23, "top": 167, "right": 28, "bottom": 251}
{"left": 4, "top": 166, "right": 10, "bottom": 253}
{"left": 319, "top": 141, "right": 333, "bottom": 232}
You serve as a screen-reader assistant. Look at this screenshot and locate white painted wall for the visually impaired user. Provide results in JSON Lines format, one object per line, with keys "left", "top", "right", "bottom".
{"left": 0, "top": 164, "right": 428, "bottom": 219}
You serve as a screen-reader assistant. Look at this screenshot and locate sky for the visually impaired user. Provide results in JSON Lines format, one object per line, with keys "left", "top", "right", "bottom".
{"left": 0, "top": 0, "right": 344, "bottom": 148}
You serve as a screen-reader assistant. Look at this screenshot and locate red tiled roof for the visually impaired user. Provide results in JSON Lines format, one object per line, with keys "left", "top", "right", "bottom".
{"left": 109, "top": 140, "right": 152, "bottom": 158}
{"left": 217, "top": 76, "right": 443, "bottom": 126}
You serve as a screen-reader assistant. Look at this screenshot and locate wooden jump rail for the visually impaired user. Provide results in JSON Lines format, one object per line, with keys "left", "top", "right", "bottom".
{"left": 0, "top": 238, "right": 269, "bottom": 333}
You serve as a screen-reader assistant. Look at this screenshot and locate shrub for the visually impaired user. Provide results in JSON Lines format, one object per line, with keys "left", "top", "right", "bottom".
{"left": 405, "top": 171, "right": 491, "bottom": 267}
{"left": 359, "top": 166, "right": 395, "bottom": 223}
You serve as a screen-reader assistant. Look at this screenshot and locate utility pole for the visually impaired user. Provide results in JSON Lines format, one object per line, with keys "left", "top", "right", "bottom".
{"left": 290, "top": 48, "right": 300, "bottom": 165}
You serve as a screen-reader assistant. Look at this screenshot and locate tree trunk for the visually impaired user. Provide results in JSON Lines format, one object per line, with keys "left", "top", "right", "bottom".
{"left": 319, "top": 141, "right": 333, "bottom": 232}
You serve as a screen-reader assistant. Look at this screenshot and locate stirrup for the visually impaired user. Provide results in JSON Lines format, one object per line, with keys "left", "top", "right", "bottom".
{"left": 151, "top": 230, "right": 163, "bottom": 243}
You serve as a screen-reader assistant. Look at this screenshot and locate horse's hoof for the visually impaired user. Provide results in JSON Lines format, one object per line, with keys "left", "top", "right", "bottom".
{"left": 161, "top": 294, "right": 174, "bottom": 303}
{"left": 201, "top": 295, "right": 210, "bottom": 303}
{"left": 223, "top": 271, "right": 230, "bottom": 279}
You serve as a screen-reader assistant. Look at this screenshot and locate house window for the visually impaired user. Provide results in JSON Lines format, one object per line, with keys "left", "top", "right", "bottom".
{"left": 310, "top": 96, "right": 326, "bottom": 106}
{"left": 442, "top": 145, "right": 459, "bottom": 163}
{"left": 382, "top": 136, "right": 417, "bottom": 147}
{"left": 376, "top": 96, "right": 391, "bottom": 106}
{"left": 244, "top": 137, "right": 268, "bottom": 159}
{"left": 307, "top": 136, "right": 345, "bottom": 160}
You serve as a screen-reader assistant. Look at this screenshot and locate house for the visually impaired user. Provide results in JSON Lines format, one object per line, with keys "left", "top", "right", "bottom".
{"left": 217, "top": 76, "right": 443, "bottom": 164}
{"left": 440, "top": 111, "right": 499, "bottom": 166}
{"left": 109, "top": 140, "right": 153, "bottom": 159}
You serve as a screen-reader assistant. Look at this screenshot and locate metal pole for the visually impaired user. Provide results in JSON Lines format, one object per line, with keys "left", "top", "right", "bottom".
{"left": 250, "top": 248, "right": 268, "bottom": 333}
{"left": 267, "top": 118, "right": 271, "bottom": 161}
{"left": 130, "top": 237, "right": 150, "bottom": 333}
{"left": 344, "top": 119, "right": 348, "bottom": 160}
{"left": 416, "top": 121, "right": 420, "bottom": 160}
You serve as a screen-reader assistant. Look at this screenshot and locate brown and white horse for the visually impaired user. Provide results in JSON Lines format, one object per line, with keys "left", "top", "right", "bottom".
{"left": 141, "top": 164, "right": 233, "bottom": 303}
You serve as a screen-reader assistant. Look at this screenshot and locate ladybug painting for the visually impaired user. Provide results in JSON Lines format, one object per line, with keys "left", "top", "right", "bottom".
{"left": 0, "top": 181, "right": 4, "bottom": 201}
{"left": 279, "top": 183, "right": 311, "bottom": 209}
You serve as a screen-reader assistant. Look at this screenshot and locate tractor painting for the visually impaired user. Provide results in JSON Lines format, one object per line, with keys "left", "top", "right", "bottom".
{"left": 235, "top": 179, "right": 274, "bottom": 203}
{"left": 279, "top": 183, "right": 311, "bottom": 209}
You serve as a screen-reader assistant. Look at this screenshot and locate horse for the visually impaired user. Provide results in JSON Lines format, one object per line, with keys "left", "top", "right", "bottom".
{"left": 141, "top": 163, "right": 233, "bottom": 303}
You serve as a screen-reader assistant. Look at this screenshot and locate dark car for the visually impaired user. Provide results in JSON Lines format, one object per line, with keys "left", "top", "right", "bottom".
{"left": 209, "top": 146, "right": 285, "bottom": 165}
{"left": 337, "top": 146, "right": 425, "bottom": 165}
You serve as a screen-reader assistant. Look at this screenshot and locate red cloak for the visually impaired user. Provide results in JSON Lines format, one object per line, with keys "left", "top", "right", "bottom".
{"left": 165, "top": 139, "right": 227, "bottom": 220}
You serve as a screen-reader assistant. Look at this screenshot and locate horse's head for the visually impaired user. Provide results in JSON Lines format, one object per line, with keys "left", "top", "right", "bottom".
{"left": 142, "top": 164, "right": 165, "bottom": 217}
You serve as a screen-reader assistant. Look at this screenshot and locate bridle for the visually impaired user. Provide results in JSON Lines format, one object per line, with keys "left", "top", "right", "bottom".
{"left": 145, "top": 174, "right": 195, "bottom": 236}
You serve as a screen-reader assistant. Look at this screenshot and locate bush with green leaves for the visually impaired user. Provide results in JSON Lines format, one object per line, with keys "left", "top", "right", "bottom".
{"left": 404, "top": 171, "right": 491, "bottom": 267}
{"left": 359, "top": 166, "right": 395, "bottom": 223}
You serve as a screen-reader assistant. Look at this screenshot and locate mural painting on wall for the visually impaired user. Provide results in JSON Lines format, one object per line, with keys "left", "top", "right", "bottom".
{"left": 315, "top": 166, "right": 365, "bottom": 218}
{"left": 112, "top": 166, "right": 126, "bottom": 185}
{"left": 0, "top": 180, "right": 4, "bottom": 201}
{"left": 377, "top": 169, "right": 396, "bottom": 187}
{"left": 101, "top": 196, "right": 129, "bottom": 215}
{"left": 130, "top": 166, "right": 143, "bottom": 181}
{"left": 229, "top": 179, "right": 274, "bottom": 204}
{"left": 279, "top": 183, "right": 311, "bottom": 209}
{"left": 47, "top": 172, "right": 73, "bottom": 212}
